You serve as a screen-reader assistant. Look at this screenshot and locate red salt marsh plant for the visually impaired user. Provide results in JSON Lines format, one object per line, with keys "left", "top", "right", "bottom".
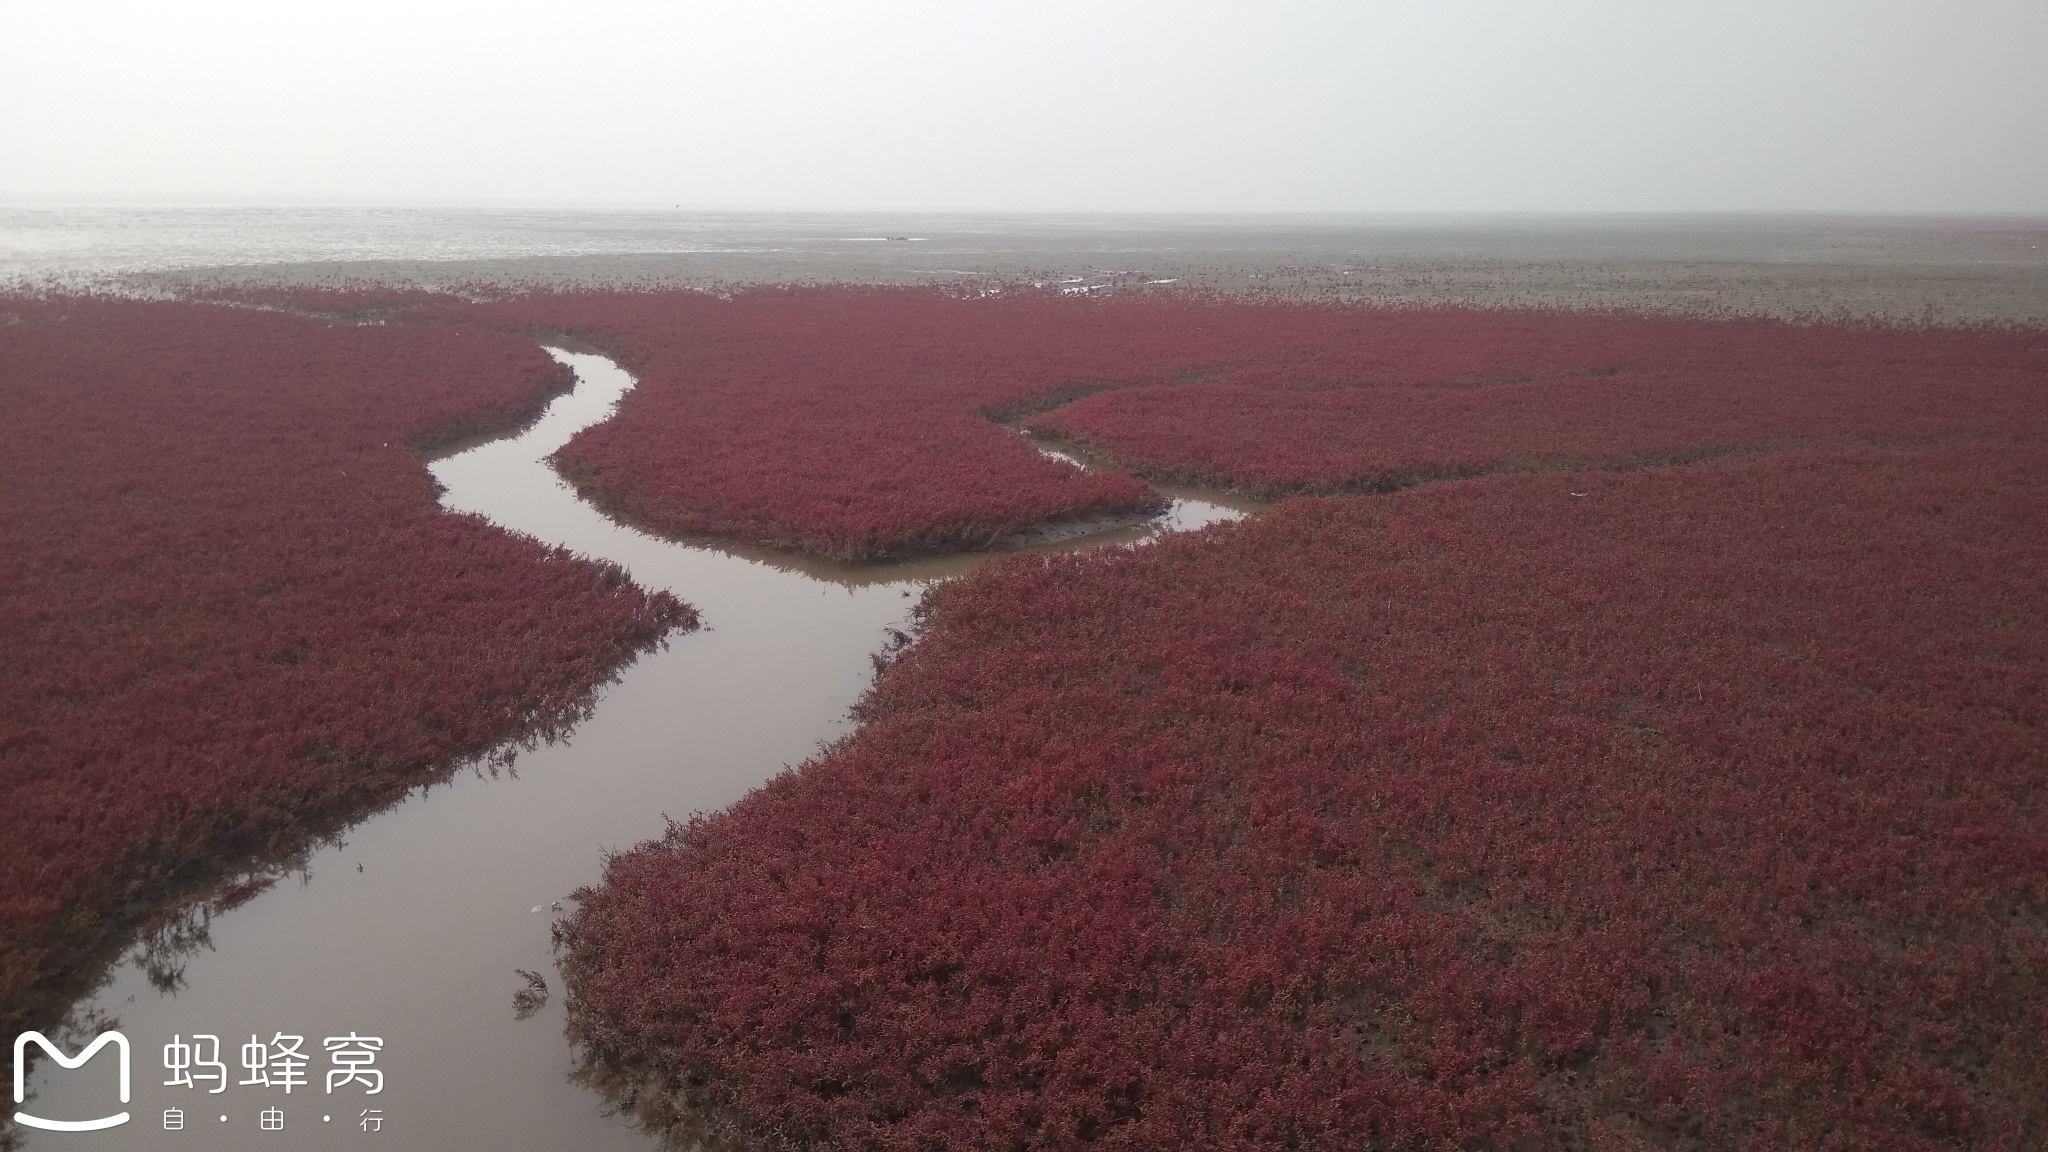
{"left": 437, "top": 288, "right": 1179, "bottom": 561}
{"left": 1026, "top": 354, "right": 2047, "bottom": 497}
{"left": 421, "top": 287, "right": 2046, "bottom": 557}
{"left": 0, "top": 296, "right": 692, "bottom": 1038}
{"left": 562, "top": 442, "right": 2048, "bottom": 1150}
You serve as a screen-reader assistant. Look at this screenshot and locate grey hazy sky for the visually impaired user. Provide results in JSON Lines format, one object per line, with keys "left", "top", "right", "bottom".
{"left": 3, "top": 0, "right": 2043, "bottom": 212}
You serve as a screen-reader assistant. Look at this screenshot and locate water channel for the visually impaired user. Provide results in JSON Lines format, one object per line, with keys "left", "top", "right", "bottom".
{"left": 18, "top": 351, "right": 1256, "bottom": 1150}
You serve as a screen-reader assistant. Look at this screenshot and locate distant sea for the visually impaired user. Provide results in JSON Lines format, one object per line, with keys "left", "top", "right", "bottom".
{"left": 0, "top": 206, "right": 1020, "bottom": 285}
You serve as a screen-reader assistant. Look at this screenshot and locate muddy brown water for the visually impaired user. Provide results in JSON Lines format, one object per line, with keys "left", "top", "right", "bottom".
{"left": 14, "top": 350, "right": 1249, "bottom": 1150}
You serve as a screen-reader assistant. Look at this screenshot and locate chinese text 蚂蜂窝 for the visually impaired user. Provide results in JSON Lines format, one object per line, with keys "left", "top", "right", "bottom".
{"left": 163, "top": 1033, "right": 383, "bottom": 1095}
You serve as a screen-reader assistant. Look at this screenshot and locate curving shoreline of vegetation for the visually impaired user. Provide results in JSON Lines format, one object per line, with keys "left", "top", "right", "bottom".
{"left": 0, "top": 296, "right": 694, "bottom": 1042}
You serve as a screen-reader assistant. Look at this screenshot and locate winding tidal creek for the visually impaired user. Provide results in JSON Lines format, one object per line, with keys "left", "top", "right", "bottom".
{"left": 18, "top": 351, "right": 1249, "bottom": 1150}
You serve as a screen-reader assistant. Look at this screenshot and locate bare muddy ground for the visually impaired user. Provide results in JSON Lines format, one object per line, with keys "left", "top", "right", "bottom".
{"left": 78, "top": 212, "right": 2048, "bottom": 323}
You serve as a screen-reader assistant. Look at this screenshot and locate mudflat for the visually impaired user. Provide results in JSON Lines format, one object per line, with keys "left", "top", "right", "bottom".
{"left": 124, "top": 213, "right": 2048, "bottom": 323}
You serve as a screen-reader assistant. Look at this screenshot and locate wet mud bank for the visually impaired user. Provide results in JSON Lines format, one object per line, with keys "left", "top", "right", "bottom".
{"left": 17, "top": 351, "right": 1243, "bottom": 1152}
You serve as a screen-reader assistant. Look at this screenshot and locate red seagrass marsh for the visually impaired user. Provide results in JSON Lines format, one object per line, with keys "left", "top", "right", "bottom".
{"left": 488, "top": 289, "right": 2046, "bottom": 1150}
{"left": 0, "top": 297, "right": 690, "bottom": 1040}
{"left": 564, "top": 444, "right": 2048, "bottom": 1151}
{"left": 4, "top": 277, "right": 2044, "bottom": 1152}
{"left": 8, "top": 0, "right": 2048, "bottom": 1140}
{"left": 438, "top": 289, "right": 2048, "bottom": 547}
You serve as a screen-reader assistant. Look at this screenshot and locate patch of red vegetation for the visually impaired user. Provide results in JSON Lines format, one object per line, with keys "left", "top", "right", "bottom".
{"left": 1024, "top": 318, "right": 2047, "bottom": 497}
{"left": 439, "top": 289, "right": 1184, "bottom": 561}
{"left": 563, "top": 443, "right": 2047, "bottom": 1149}
{"left": 432, "top": 289, "right": 2043, "bottom": 553}
{"left": 0, "top": 296, "right": 692, "bottom": 1034}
